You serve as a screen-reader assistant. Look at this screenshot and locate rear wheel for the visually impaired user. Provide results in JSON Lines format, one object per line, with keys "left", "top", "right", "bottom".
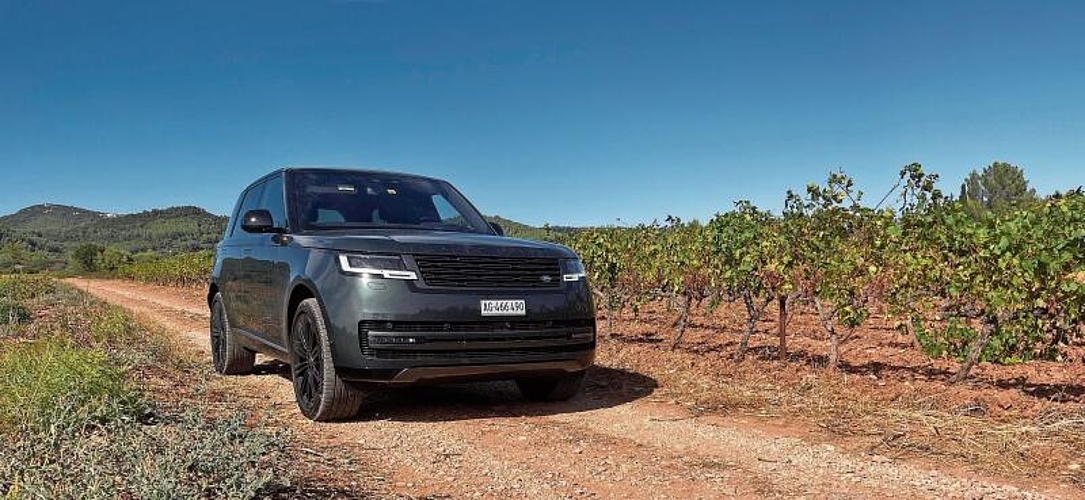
{"left": 516, "top": 372, "right": 586, "bottom": 401}
{"left": 290, "top": 298, "right": 363, "bottom": 421}
{"left": 210, "top": 293, "right": 255, "bottom": 375}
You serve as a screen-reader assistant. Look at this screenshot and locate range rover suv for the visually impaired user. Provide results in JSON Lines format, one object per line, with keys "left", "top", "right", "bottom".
{"left": 208, "top": 168, "right": 596, "bottom": 421}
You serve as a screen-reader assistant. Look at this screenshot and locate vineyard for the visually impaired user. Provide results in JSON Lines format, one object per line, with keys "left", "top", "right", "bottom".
{"left": 113, "top": 250, "right": 214, "bottom": 289}
{"left": 569, "top": 165, "right": 1085, "bottom": 380}
{"left": 108, "top": 165, "right": 1085, "bottom": 381}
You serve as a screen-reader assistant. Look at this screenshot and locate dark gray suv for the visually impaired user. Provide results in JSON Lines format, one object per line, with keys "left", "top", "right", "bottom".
{"left": 208, "top": 168, "right": 596, "bottom": 420}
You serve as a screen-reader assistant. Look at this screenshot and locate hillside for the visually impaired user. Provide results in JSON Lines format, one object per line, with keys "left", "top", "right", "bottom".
{"left": 0, "top": 204, "right": 227, "bottom": 271}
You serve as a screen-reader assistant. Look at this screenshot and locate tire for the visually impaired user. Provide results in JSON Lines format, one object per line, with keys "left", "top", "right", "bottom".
{"left": 210, "top": 293, "right": 255, "bottom": 375}
{"left": 516, "top": 371, "right": 586, "bottom": 402}
{"left": 290, "top": 298, "right": 363, "bottom": 421}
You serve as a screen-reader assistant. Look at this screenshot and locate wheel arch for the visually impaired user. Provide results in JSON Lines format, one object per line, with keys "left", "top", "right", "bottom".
{"left": 206, "top": 280, "right": 220, "bottom": 309}
{"left": 284, "top": 278, "right": 330, "bottom": 340}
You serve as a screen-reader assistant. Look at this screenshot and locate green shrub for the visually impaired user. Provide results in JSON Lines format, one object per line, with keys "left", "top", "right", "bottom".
{"left": 0, "top": 339, "right": 146, "bottom": 433}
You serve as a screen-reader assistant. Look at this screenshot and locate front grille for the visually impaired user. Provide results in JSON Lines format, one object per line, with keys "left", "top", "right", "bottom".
{"left": 412, "top": 254, "right": 562, "bottom": 289}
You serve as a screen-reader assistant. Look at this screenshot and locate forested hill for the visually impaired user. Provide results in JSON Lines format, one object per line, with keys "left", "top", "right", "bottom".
{"left": 0, "top": 204, "right": 106, "bottom": 231}
{"left": 0, "top": 204, "right": 227, "bottom": 270}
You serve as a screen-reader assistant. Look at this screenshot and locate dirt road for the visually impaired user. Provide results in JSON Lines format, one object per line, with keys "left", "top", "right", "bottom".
{"left": 69, "top": 279, "right": 1070, "bottom": 500}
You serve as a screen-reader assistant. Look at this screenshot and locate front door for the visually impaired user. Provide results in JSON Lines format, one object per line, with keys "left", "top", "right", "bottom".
{"left": 224, "top": 180, "right": 266, "bottom": 336}
{"left": 247, "top": 174, "right": 291, "bottom": 347}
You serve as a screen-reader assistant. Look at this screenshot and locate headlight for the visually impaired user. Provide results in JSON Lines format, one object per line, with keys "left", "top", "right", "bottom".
{"left": 561, "top": 258, "right": 587, "bottom": 282}
{"left": 338, "top": 254, "right": 417, "bottom": 280}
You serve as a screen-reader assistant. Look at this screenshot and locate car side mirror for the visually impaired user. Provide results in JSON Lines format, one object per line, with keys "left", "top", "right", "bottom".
{"left": 241, "top": 209, "right": 277, "bottom": 233}
{"left": 489, "top": 222, "right": 505, "bottom": 236}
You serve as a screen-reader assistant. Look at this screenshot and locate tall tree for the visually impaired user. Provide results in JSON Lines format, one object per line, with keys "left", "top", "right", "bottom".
{"left": 69, "top": 244, "right": 103, "bottom": 273}
{"left": 959, "top": 161, "right": 1038, "bottom": 215}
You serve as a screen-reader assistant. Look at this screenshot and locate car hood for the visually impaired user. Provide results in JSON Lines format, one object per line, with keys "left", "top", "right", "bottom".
{"left": 292, "top": 230, "right": 577, "bottom": 259}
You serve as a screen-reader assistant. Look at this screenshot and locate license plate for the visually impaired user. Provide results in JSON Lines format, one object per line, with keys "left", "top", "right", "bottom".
{"left": 480, "top": 299, "right": 526, "bottom": 316}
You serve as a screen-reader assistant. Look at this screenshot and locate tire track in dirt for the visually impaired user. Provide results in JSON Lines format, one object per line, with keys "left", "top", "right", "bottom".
{"left": 68, "top": 279, "right": 1067, "bottom": 500}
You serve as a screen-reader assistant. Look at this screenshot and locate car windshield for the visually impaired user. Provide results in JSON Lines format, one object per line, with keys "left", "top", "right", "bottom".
{"left": 291, "top": 170, "right": 492, "bottom": 233}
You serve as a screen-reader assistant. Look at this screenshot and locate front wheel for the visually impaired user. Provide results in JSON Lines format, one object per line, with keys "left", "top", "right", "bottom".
{"left": 516, "top": 372, "right": 586, "bottom": 402}
{"left": 290, "top": 298, "right": 363, "bottom": 421}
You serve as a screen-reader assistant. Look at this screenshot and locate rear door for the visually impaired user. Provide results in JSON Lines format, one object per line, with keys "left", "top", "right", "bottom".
{"left": 216, "top": 193, "right": 247, "bottom": 319}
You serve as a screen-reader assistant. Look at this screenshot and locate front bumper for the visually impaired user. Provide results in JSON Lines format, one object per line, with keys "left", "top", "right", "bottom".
{"left": 314, "top": 257, "right": 596, "bottom": 379}
{"left": 354, "top": 317, "right": 596, "bottom": 370}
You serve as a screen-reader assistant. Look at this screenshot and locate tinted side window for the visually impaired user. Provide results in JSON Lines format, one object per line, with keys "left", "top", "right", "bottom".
{"left": 230, "top": 181, "right": 265, "bottom": 237}
{"left": 259, "top": 175, "right": 286, "bottom": 229}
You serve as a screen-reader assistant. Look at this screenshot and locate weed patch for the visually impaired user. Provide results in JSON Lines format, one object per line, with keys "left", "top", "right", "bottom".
{"left": 0, "top": 338, "right": 146, "bottom": 433}
{"left": 0, "top": 410, "right": 286, "bottom": 500}
{"left": 0, "top": 278, "right": 295, "bottom": 500}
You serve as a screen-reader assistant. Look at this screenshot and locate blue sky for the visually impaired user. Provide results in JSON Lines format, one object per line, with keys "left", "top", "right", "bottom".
{"left": 1, "top": 0, "right": 1083, "bottom": 226}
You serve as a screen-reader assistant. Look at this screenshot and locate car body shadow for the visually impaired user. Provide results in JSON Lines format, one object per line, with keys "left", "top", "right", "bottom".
{"left": 251, "top": 360, "right": 658, "bottom": 423}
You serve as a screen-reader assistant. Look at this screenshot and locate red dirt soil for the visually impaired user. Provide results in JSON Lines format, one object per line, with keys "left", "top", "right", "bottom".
{"left": 615, "top": 300, "right": 1085, "bottom": 416}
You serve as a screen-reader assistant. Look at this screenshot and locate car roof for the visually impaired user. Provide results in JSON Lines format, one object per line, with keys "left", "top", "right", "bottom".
{"left": 242, "top": 167, "right": 447, "bottom": 192}
{"left": 283, "top": 166, "right": 445, "bottom": 183}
